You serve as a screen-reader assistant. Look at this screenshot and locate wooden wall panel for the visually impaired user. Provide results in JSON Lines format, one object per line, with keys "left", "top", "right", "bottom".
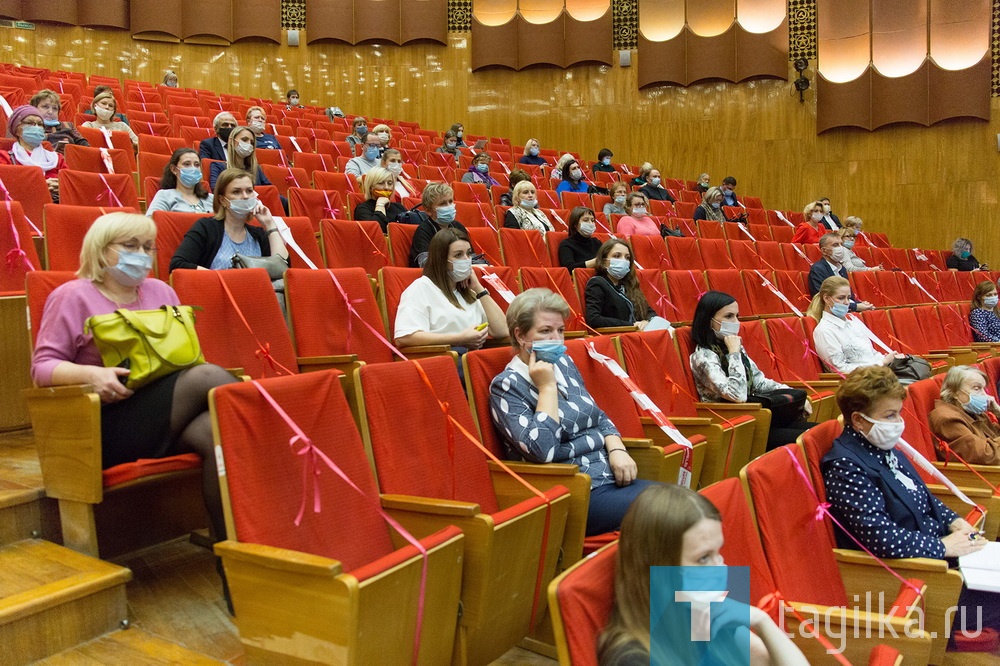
{"left": 78, "top": 0, "right": 128, "bottom": 29}
{"left": 22, "top": 0, "right": 79, "bottom": 26}
{"left": 4, "top": 25, "right": 1000, "bottom": 265}
{"left": 233, "top": 0, "right": 281, "bottom": 44}
{"left": 131, "top": 0, "right": 183, "bottom": 41}
{"left": 182, "top": 0, "right": 233, "bottom": 44}
{"left": 306, "top": 0, "right": 354, "bottom": 44}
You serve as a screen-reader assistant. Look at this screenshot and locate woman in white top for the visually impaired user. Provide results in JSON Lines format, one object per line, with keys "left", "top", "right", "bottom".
{"left": 809, "top": 276, "right": 901, "bottom": 374}
{"left": 394, "top": 227, "right": 508, "bottom": 350}
{"left": 82, "top": 91, "right": 139, "bottom": 148}
{"left": 503, "top": 180, "right": 554, "bottom": 233}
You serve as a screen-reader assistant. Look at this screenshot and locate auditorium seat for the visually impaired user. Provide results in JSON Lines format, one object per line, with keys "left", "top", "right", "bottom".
{"left": 666, "top": 237, "right": 703, "bottom": 270}
{"left": 59, "top": 170, "right": 141, "bottom": 209}
{"left": 727, "top": 240, "right": 762, "bottom": 269}
{"left": 451, "top": 180, "right": 492, "bottom": 206}
{"left": 627, "top": 235, "right": 671, "bottom": 272}
{"left": 698, "top": 238, "right": 735, "bottom": 269}
{"left": 874, "top": 271, "right": 908, "bottom": 306}
{"left": 860, "top": 309, "right": 951, "bottom": 372}
{"left": 696, "top": 219, "right": 725, "bottom": 239}
{"left": 472, "top": 264, "right": 519, "bottom": 311}
{"left": 320, "top": 219, "right": 389, "bottom": 275}
{"left": 43, "top": 204, "right": 136, "bottom": 272}
{"left": 464, "top": 226, "right": 504, "bottom": 266}
{"left": 660, "top": 270, "right": 706, "bottom": 321}
{"left": 753, "top": 240, "right": 786, "bottom": 270}
{"left": 293, "top": 152, "right": 339, "bottom": 180}
{"left": 780, "top": 243, "right": 817, "bottom": 271}
{"left": 259, "top": 165, "right": 308, "bottom": 197}
{"left": 454, "top": 201, "right": 496, "bottom": 228}
{"left": 889, "top": 307, "right": 976, "bottom": 365}
{"left": 559, "top": 191, "right": 592, "bottom": 209}
{"left": 848, "top": 271, "right": 883, "bottom": 307}
{"left": 63, "top": 144, "right": 132, "bottom": 175}
{"left": 499, "top": 227, "right": 550, "bottom": 268}
{"left": 741, "top": 270, "right": 786, "bottom": 316}
{"left": 386, "top": 221, "right": 417, "bottom": 267}
{"left": 0, "top": 164, "right": 53, "bottom": 230}
{"left": 0, "top": 201, "right": 39, "bottom": 282}
{"left": 287, "top": 187, "right": 346, "bottom": 232}
{"left": 518, "top": 266, "right": 587, "bottom": 331}
{"left": 547, "top": 541, "right": 616, "bottom": 666}
{"left": 137, "top": 152, "right": 171, "bottom": 188}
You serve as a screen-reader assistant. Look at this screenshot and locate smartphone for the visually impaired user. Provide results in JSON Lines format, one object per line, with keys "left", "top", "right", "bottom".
{"left": 475, "top": 322, "right": 489, "bottom": 331}
{"left": 117, "top": 358, "right": 130, "bottom": 385}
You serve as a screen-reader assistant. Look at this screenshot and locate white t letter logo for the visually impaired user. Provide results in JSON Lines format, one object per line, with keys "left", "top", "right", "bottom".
{"left": 675, "top": 591, "right": 728, "bottom": 641}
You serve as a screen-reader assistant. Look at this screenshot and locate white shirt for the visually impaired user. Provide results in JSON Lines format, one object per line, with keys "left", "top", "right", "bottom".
{"left": 394, "top": 275, "right": 486, "bottom": 340}
{"left": 345, "top": 155, "right": 377, "bottom": 178}
{"left": 812, "top": 311, "right": 883, "bottom": 374}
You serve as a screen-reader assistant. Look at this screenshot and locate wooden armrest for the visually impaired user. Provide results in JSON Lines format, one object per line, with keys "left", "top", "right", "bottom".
{"left": 297, "top": 354, "right": 357, "bottom": 366}
{"left": 486, "top": 460, "right": 579, "bottom": 476}
{"left": 595, "top": 325, "right": 638, "bottom": 334}
{"left": 658, "top": 416, "right": 714, "bottom": 427}
{"left": 380, "top": 493, "right": 481, "bottom": 517}
{"left": 818, "top": 373, "right": 843, "bottom": 381}
{"left": 23, "top": 384, "right": 95, "bottom": 398}
{"left": 621, "top": 437, "right": 655, "bottom": 449}
{"left": 214, "top": 539, "right": 342, "bottom": 577}
{"left": 834, "top": 549, "right": 949, "bottom": 572}
{"left": 564, "top": 331, "right": 587, "bottom": 339}
{"left": 399, "top": 344, "right": 451, "bottom": 355}
{"left": 784, "top": 380, "right": 840, "bottom": 391}
{"left": 695, "top": 401, "right": 765, "bottom": 414}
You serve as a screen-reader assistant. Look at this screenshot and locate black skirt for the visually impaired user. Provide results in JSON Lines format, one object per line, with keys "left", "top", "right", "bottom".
{"left": 101, "top": 371, "right": 181, "bottom": 469}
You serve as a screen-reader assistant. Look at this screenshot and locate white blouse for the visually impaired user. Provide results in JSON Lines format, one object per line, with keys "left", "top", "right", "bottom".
{"left": 812, "top": 311, "right": 883, "bottom": 374}
{"left": 394, "top": 275, "right": 486, "bottom": 340}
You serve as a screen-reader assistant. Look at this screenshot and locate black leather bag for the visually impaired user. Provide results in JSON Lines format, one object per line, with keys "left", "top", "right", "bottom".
{"left": 748, "top": 388, "right": 808, "bottom": 428}
{"left": 888, "top": 355, "right": 932, "bottom": 385}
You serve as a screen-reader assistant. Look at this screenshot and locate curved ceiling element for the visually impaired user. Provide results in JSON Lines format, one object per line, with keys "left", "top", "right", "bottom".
{"left": 307, "top": 0, "right": 448, "bottom": 45}
{"left": 686, "top": 0, "right": 734, "bottom": 37}
{"left": 929, "top": 0, "right": 990, "bottom": 70}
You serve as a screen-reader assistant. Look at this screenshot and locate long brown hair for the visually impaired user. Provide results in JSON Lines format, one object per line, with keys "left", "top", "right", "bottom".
{"left": 972, "top": 280, "right": 998, "bottom": 313}
{"left": 424, "top": 227, "right": 476, "bottom": 308}
{"left": 594, "top": 239, "right": 651, "bottom": 319}
{"left": 598, "top": 485, "right": 722, "bottom": 658}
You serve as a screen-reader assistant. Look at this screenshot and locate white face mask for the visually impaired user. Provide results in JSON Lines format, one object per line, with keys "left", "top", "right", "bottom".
{"left": 386, "top": 162, "right": 403, "bottom": 175}
{"left": 858, "top": 413, "right": 904, "bottom": 450}
{"left": 811, "top": 212, "right": 823, "bottom": 223}
{"left": 235, "top": 142, "right": 255, "bottom": 158}
{"left": 377, "top": 132, "right": 389, "bottom": 141}
{"left": 250, "top": 120, "right": 265, "bottom": 132}
{"left": 449, "top": 258, "right": 472, "bottom": 282}
{"left": 713, "top": 318, "right": 740, "bottom": 338}
{"left": 95, "top": 107, "right": 114, "bottom": 121}
{"left": 830, "top": 246, "right": 846, "bottom": 263}
{"left": 579, "top": 221, "right": 596, "bottom": 237}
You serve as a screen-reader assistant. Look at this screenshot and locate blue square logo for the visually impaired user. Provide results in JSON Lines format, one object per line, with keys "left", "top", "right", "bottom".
{"left": 650, "top": 566, "right": 751, "bottom": 665}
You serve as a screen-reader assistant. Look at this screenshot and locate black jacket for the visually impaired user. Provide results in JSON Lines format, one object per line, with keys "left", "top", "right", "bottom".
{"left": 584, "top": 275, "right": 654, "bottom": 328}
{"left": 354, "top": 199, "right": 407, "bottom": 233}
{"left": 639, "top": 184, "right": 676, "bottom": 203}
{"left": 409, "top": 217, "right": 470, "bottom": 268}
{"left": 808, "top": 259, "right": 858, "bottom": 311}
{"left": 198, "top": 137, "right": 227, "bottom": 162}
{"left": 169, "top": 216, "right": 274, "bottom": 271}
{"left": 558, "top": 233, "right": 601, "bottom": 271}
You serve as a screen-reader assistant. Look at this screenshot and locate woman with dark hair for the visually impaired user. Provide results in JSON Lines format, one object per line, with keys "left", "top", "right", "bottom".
{"left": 556, "top": 158, "right": 589, "bottom": 194}
{"left": 585, "top": 239, "right": 656, "bottom": 330}
{"left": 968, "top": 280, "right": 1000, "bottom": 342}
{"left": 145, "top": 148, "right": 213, "bottom": 215}
{"left": 558, "top": 207, "right": 601, "bottom": 271}
{"left": 461, "top": 152, "right": 501, "bottom": 189}
{"left": 598, "top": 484, "right": 808, "bottom": 665}
{"left": 394, "top": 228, "right": 507, "bottom": 350}
{"left": 689, "top": 291, "right": 813, "bottom": 449}
{"left": 591, "top": 148, "right": 615, "bottom": 176}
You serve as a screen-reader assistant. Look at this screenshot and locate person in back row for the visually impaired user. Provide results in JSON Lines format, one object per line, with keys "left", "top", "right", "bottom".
{"left": 346, "top": 117, "right": 368, "bottom": 149}
{"left": 145, "top": 148, "right": 213, "bottom": 215}
{"left": 947, "top": 237, "right": 988, "bottom": 271}
{"left": 638, "top": 168, "right": 675, "bottom": 203}
{"left": 31, "top": 89, "right": 88, "bottom": 154}
{"left": 720, "top": 176, "right": 739, "bottom": 207}
{"left": 199, "top": 112, "right": 238, "bottom": 162}
{"left": 792, "top": 200, "right": 825, "bottom": 244}
{"left": 519, "top": 138, "right": 548, "bottom": 166}
{"left": 353, "top": 167, "right": 406, "bottom": 233}
{"left": 245, "top": 106, "right": 280, "bottom": 150}
{"left": 592, "top": 148, "right": 615, "bottom": 176}
{"left": 409, "top": 182, "right": 470, "bottom": 268}
{"left": 585, "top": 239, "right": 657, "bottom": 331}
{"left": 808, "top": 233, "right": 874, "bottom": 311}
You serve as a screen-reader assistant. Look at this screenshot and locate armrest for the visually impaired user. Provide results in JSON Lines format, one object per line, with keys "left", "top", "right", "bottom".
{"left": 648, "top": 415, "right": 714, "bottom": 427}
{"left": 621, "top": 437, "right": 655, "bottom": 449}
{"left": 784, "top": 380, "right": 840, "bottom": 391}
{"left": 214, "top": 539, "right": 343, "bottom": 577}
{"left": 380, "top": 493, "right": 481, "bottom": 517}
{"left": 833, "top": 549, "right": 950, "bottom": 573}
{"left": 819, "top": 373, "right": 844, "bottom": 381}
{"left": 596, "top": 326, "right": 637, "bottom": 334}
{"left": 486, "top": 460, "right": 580, "bottom": 476}
{"left": 297, "top": 354, "right": 357, "bottom": 366}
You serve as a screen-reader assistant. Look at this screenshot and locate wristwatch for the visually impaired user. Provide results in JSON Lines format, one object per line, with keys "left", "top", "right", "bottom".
{"left": 266, "top": 228, "right": 280, "bottom": 235}
{"left": 475, "top": 290, "right": 489, "bottom": 300}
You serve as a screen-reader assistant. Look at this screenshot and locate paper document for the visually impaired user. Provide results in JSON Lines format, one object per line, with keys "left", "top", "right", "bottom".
{"left": 960, "top": 541, "right": 1000, "bottom": 593}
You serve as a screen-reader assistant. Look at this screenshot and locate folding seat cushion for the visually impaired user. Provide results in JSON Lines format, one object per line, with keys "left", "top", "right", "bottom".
{"left": 288, "top": 187, "right": 346, "bottom": 232}
{"left": 728, "top": 240, "right": 763, "bottom": 269}
{"left": 754, "top": 240, "right": 786, "bottom": 270}
{"left": 627, "top": 235, "right": 670, "bottom": 271}
{"left": 0, "top": 201, "right": 39, "bottom": 289}
{"left": 698, "top": 238, "right": 735, "bottom": 269}
{"left": 704, "top": 269, "right": 750, "bottom": 315}
{"left": 742, "top": 270, "right": 787, "bottom": 316}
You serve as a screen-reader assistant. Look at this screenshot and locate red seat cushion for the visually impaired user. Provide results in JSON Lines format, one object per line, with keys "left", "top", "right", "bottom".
{"left": 102, "top": 453, "right": 202, "bottom": 488}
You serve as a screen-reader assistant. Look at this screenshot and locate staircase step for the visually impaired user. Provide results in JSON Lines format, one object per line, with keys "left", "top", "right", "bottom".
{"left": 0, "top": 539, "right": 131, "bottom": 665}
{"left": 36, "top": 627, "right": 225, "bottom": 665}
{"left": 0, "top": 480, "right": 58, "bottom": 549}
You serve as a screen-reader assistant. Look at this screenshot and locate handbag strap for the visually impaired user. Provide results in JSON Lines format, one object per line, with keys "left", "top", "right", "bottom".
{"left": 116, "top": 305, "right": 176, "bottom": 338}
{"left": 118, "top": 306, "right": 205, "bottom": 367}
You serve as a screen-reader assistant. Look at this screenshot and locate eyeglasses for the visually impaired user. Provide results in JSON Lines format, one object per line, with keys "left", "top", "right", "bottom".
{"left": 113, "top": 241, "right": 157, "bottom": 254}
{"left": 20, "top": 119, "right": 44, "bottom": 127}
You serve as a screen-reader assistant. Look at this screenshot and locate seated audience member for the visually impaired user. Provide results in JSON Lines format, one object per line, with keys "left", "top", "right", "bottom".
{"left": 354, "top": 167, "right": 406, "bottom": 232}
{"left": 695, "top": 172, "right": 710, "bottom": 193}
{"left": 551, "top": 153, "right": 576, "bottom": 181}
{"left": 371, "top": 124, "right": 392, "bottom": 153}
{"left": 822, "top": 366, "right": 998, "bottom": 648}
{"left": 83, "top": 92, "right": 138, "bottom": 148}
{"left": 345, "top": 133, "right": 383, "bottom": 182}
{"left": 436, "top": 131, "right": 462, "bottom": 163}
{"left": 462, "top": 152, "right": 501, "bottom": 188}
{"left": 837, "top": 227, "right": 880, "bottom": 272}
{"left": 615, "top": 193, "right": 659, "bottom": 237}
{"left": 394, "top": 227, "right": 506, "bottom": 351}
{"left": 84, "top": 86, "right": 129, "bottom": 125}
{"left": 930, "top": 365, "right": 1000, "bottom": 465}
{"left": 818, "top": 196, "right": 840, "bottom": 230}
{"left": 598, "top": 485, "right": 809, "bottom": 666}
{"left": 604, "top": 182, "right": 629, "bottom": 217}
{"left": 690, "top": 290, "right": 814, "bottom": 449}
{"left": 519, "top": 138, "right": 548, "bottom": 166}
{"left": 968, "top": 280, "right": 1000, "bottom": 342}
{"left": 162, "top": 70, "right": 179, "bottom": 87}
{"left": 381, "top": 148, "right": 417, "bottom": 198}
{"left": 31, "top": 89, "right": 87, "bottom": 154}
{"left": 792, "top": 200, "right": 825, "bottom": 244}
{"left": 449, "top": 122, "right": 468, "bottom": 148}
{"left": 948, "top": 237, "right": 988, "bottom": 271}
{"left": 146, "top": 148, "right": 213, "bottom": 215}
{"left": 346, "top": 117, "right": 368, "bottom": 149}
{"left": 490, "top": 288, "right": 651, "bottom": 535}
{"left": 499, "top": 169, "right": 530, "bottom": 207}
{"left": 585, "top": 239, "right": 657, "bottom": 330}
{"left": 409, "top": 183, "right": 471, "bottom": 268}
{"left": 693, "top": 186, "right": 728, "bottom": 222}
{"left": 809, "top": 276, "right": 902, "bottom": 374}
{"left": 325, "top": 103, "right": 346, "bottom": 120}
{"left": 630, "top": 162, "right": 652, "bottom": 187}
{"left": 504, "top": 181, "right": 554, "bottom": 233}
{"left": 638, "top": 168, "right": 675, "bottom": 203}
{"left": 558, "top": 206, "right": 602, "bottom": 271}
{"left": 32, "top": 212, "right": 238, "bottom": 544}
{"left": 209, "top": 126, "right": 272, "bottom": 191}
{"left": 170, "top": 168, "right": 288, "bottom": 272}
{"left": 808, "top": 233, "right": 874, "bottom": 311}
{"left": 720, "top": 176, "right": 740, "bottom": 207}
{"left": 245, "top": 106, "right": 280, "bottom": 150}
{"left": 0, "top": 105, "right": 65, "bottom": 201}
{"left": 556, "top": 158, "right": 589, "bottom": 194}
{"left": 285, "top": 89, "right": 303, "bottom": 109}
{"left": 591, "top": 148, "right": 615, "bottom": 176}
{"left": 841, "top": 215, "right": 867, "bottom": 243}
{"left": 199, "top": 112, "right": 238, "bottom": 161}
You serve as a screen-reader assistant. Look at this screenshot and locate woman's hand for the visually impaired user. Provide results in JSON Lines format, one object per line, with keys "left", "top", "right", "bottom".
{"left": 375, "top": 196, "right": 390, "bottom": 209}
{"left": 803, "top": 399, "right": 813, "bottom": 417}
{"left": 466, "top": 269, "right": 484, "bottom": 292}
{"left": 88, "top": 365, "right": 134, "bottom": 403}
{"left": 527, "top": 350, "right": 556, "bottom": 389}
{"left": 724, "top": 335, "right": 742, "bottom": 354}
{"left": 457, "top": 325, "right": 488, "bottom": 350}
{"left": 634, "top": 320, "right": 649, "bottom": 331}
{"left": 46, "top": 178, "right": 59, "bottom": 195}
{"left": 882, "top": 352, "right": 904, "bottom": 365}
{"left": 943, "top": 530, "right": 986, "bottom": 558}
{"left": 605, "top": 436, "right": 637, "bottom": 486}
{"left": 254, "top": 203, "right": 275, "bottom": 229}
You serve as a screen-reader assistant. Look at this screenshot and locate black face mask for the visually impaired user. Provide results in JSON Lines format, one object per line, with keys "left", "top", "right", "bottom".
{"left": 218, "top": 127, "right": 233, "bottom": 142}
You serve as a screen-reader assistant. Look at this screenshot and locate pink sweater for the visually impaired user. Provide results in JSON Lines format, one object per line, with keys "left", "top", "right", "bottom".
{"left": 31, "top": 279, "right": 180, "bottom": 386}
{"left": 615, "top": 215, "right": 660, "bottom": 237}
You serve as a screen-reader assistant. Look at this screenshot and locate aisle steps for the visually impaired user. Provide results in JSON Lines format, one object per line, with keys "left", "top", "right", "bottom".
{"left": 37, "top": 627, "right": 225, "bottom": 665}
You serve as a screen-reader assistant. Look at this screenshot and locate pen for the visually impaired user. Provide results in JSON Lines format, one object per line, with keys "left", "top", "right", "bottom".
{"left": 969, "top": 531, "right": 985, "bottom": 541}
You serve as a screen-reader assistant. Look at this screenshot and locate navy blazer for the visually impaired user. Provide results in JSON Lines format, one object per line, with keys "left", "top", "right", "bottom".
{"left": 255, "top": 133, "right": 281, "bottom": 150}
{"left": 198, "top": 136, "right": 227, "bottom": 162}
{"left": 808, "top": 259, "right": 858, "bottom": 311}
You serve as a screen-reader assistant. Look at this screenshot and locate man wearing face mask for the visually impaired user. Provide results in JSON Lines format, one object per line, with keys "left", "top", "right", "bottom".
{"left": 808, "top": 234, "right": 874, "bottom": 311}
{"left": 345, "top": 133, "right": 382, "bottom": 183}
{"left": 695, "top": 173, "right": 710, "bottom": 194}
{"left": 244, "top": 106, "right": 280, "bottom": 150}
{"left": 591, "top": 148, "right": 616, "bottom": 176}
{"left": 817, "top": 197, "right": 840, "bottom": 230}
{"left": 930, "top": 366, "right": 1000, "bottom": 465}
{"left": 638, "top": 168, "right": 676, "bottom": 203}
{"left": 409, "top": 183, "right": 473, "bottom": 268}
{"left": 720, "top": 176, "right": 740, "bottom": 207}
{"left": 199, "top": 112, "right": 238, "bottom": 162}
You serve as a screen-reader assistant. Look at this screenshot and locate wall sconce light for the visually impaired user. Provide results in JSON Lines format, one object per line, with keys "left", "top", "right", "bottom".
{"left": 793, "top": 58, "right": 810, "bottom": 103}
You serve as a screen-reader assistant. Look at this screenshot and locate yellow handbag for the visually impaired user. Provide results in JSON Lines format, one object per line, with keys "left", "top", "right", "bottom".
{"left": 85, "top": 305, "right": 205, "bottom": 391}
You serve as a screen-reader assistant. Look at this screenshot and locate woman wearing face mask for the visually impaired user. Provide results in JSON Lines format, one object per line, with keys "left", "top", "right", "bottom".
{"left": 30, "top": 90, "right": 88, "bottom": 154}
{"left": 394, "top": 227, "right": 506, "bottom": 353}
{"left": 556, "top": 158, "right": 590, "bottom": 194}
{"left": 32, "top": 212, "right": 239, "bottom": 548}
{"left": 836, "top": 227, "right": 880, "bottom": 272}
{"left": 638, "top": 168, "right": 675, "bottom": 203}
{"left": 791, "top": 201, "right": 826, "bottom": 244}
{"left": 490, "top": 288, "right": 651, "bottom": 535}
{"left": 409, "top": 183, "right": 471, "bottom": 268}
{"left": 969, "top": 281, "right": 1000, "bottom": 342}
{"left": 209, "top": 126, "right": 272, "bottom": 191}
{"left": 692, "top": 186, "right": 728, "bottom": 222}
{"left": 449, "top": 123, "right": 467, "bottom": 148}
{"left": 145, "top": 148, "right": 213, "bottom": 215}
{"left": 519, "top": 138, "right": 548, "bottom": 166}
{"left": 499, "top": 169, "right": 529, "bottom": 207}
{"left": 380, "top": 148, "right": 417, "bottom": 198}
{"left": 346, "top": 117, "right": 368, "bottom": 149}
{"left": 0, "top": 105, "right": 66, "bottom": 200}
{"left": 690, "top": 291, "right": 814, "bottom": 449}
{"left": 808, "top": 277, "right": 903, "bottom": 375}
{"left": 244, "top": 106, "right": 280, "bottom": 150}
{"left": 823, "top": 366, "right": 998, "bottom": 649}
{"left": 598, "top": 484, "right": 809, "bottom": 666}
{"left": 615, "top": 193, "right": 659, "bottom": 236}
{"left": 695, "top": 172, "right": 710, "bottom": 193}
{"left": 929, "top": 366, "right": 1000, "bottom": 465}
{"left": 947, "top": 237, "right": 988, "bottom": 271}
{"left": 585, "top": 240, "right": 657, "bottom": 330}
{"left": 630, "top": 162, "right": 652, "bottom": 187}
{"left": 559, "top": 207, "right": 602, "bottom": 270}
{"left": 82, "top": 92, "right": 138, "bottom": 149}
{"left": 162, "top": 71, "right": 179, "bottom": 88}
{"left": 591, "top": 148, "right": 615, "bottom": 177}
{"left": 436, "top": 130, "right": 462, "bottom": 163}
{"left": 371, "top": 124, "right": 392, "bottom": 152}
{"left": 169, "top": 168, "right": 288, "bottom": 272}
{"left": 354, "top": 167, "right": 406, "bottom": 232}
{"left": 603, "top": 182, "right": 629, "bottom": 218}
{"left": 461, "top": 152, "right": 501, "bottom": 188}
{"left": 504, "top": 180, "right": 554, "bottom": 233}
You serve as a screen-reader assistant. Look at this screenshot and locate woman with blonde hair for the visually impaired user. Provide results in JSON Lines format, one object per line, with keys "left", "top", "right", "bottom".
{"left": 371, "top": 123, "right": 392, "bottom": 152}
{"left": 929, "top": 365, "right": 1000, "bottom": 465}
{"left": 809, "top": 276, "right": 902, "bottom": 375}
{"left": 519, "top": 138, "right": 547, "bottom": 166}
{"left": 380, "top": 148, "right": 417, "bottom": 198}
{"left": 791, "top": 200, "right": 824, "bottom": 244}
{"left": 968, "top": 280, "right": 1000, "bottom": 342}
{"left": 836, "top": 226, "right": 880, "bottom": 272}
{"left": 244, "top": 106, "right": 280, "bottom": 150}
{"left": 354, "top": 166, "right": 406, "bottom": 232}
{"left": 948, "top": 237, "right": 988, "bottom": 271}
{"left": 503, "top": 180, "right": 554, "bottom": 233}
{"left": 82, "top": 91, "right": 138, "bottom": 148}
{"left": 598, "top": 484, "right": 808, "bottom": 665}
{"left": 693, "top": 186, "right": 727, "bottom": 222}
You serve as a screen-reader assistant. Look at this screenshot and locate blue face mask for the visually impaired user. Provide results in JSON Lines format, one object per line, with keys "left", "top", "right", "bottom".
{"left": 529, "top": 147, "right": 539, "bottom": 157}
{"left": 43, "top": 118, "right": 60, "bottom": 127}
{"left": 364, "top": 146, "right": 380, "bottom": 161}
{"left": 21, "top": 126, "right": 46, "bottom": 148}
{"left": 680, "top": 565, "right": 728, "bottom": 592}
{"left": 178, "top": 166, "right": 202, "bottom": 187}
{"left": 106, "top": 250, "right": 153, "bottom": 287}
{"left": 984, "top": 295, "right": 999, "bottom": 309}
{"left": 843, "top": 238, "right": 856, "bottom": 249}
{"left": 357, "top": 125, "right": 368, "bottom": 135}
{"left": 831, "top": 302, "right": 850, "bottom": 318}
{"left": 710, "top": 202, "right": 721, "bottom": 210}
{"left": 964, "top": 392, "right": 989, "bottom": 416}
{"left": 607, "top": 258, "right": 630, "bottom": 280}
{"left": 519, "top": 199, "right": 537, "bottom": 209}
{"left": 531, "top": 339, "right": 566, "bottom": 363}
{"left": 476, "top": 163, "right": 489, "bottom": 174}
{"left": 650, "top": 177, "right": 661, "bottom": 187}
{"left": 602, "top": 157, "right": 611, "bottom": 166}
{"left": 435, "top": 203, "right": 456, "bottom": 224}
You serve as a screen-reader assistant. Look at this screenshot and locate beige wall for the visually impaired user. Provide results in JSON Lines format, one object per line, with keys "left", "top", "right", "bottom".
{"left": 4, "top": 25, "right": 999, "bottom": 260}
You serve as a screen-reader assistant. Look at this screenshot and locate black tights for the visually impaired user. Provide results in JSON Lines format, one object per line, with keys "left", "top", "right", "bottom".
{"left": 169, "top": 364, "right": 239, "bottom": 541}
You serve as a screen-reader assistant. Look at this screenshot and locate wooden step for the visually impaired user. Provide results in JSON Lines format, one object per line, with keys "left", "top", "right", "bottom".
{"left": 0, "top": 539, "right": 131, "bottom": 665}
{"left": 36, "top": 627, "right": 225, "bottom": 665}
{"left": 0, "top": 432, "right": 60, "bottom": 548}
